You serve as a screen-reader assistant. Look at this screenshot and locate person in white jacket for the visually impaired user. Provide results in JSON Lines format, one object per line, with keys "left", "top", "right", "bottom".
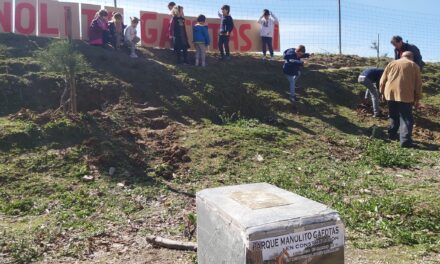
{"left": 258, "top": 9, "right": 278, "bottom": 60}
{"left": 125, "top": 17, "right": 140, "bottom": 58}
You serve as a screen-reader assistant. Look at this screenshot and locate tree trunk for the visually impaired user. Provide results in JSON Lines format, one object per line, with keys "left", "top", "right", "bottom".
{"left": 69, "top": 69, "right": 77, "bottom": 113}
{"left": 60, "top": 76, "right": 70, "bottom": 112}
{"left": 72, "top": 74, "right": 77, "bottom": 113}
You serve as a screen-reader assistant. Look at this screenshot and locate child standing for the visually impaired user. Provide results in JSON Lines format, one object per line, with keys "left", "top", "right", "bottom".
{"left": 89, "top": 9, "right": 109, "bottom": 47}
{"left": 167, "top": 2, "right": 177, "bottom": 49}
{"left": 108, "top": 12, "right": 126, "bottom": 50}
{"left": 168, "top": 2, "right": 176, "bottom": 13}
{"left": 258, "top": 9, "right": 278, "bottom": 60}
{"left": 218, "top": 5, "right": 234, "bottom": 60}
{"left": 169, "top": 6, "right": 190, "bottom": 64}
{"left": 283, "top": 45, "right": 308, "bottom": 106}
{"left": 193, "top": 15, "right": 210, "bottom": 67}
{"left": 125, "top": 17, "right": 140, "bottom": 58}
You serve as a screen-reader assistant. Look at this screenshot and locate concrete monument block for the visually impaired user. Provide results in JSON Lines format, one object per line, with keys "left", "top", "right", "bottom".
{"left": 197, "top": 183, "right": 345, "bottom": 264}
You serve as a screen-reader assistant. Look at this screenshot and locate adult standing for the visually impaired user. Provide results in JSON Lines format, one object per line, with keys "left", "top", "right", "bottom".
{"left": 258, "top": 9, "right": 278, "bottom": 60}
{"left": 391, "top": 36, "right": 425, "bottom": 70}
{"left": 380, "top": 51, "right": 423, "bottom": 148}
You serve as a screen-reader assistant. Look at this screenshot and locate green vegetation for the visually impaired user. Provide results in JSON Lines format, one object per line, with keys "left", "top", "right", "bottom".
{"left": 36, "top": 41, "right": 89, "bottom": 113}
{"left": 0, "top": 33, "right": 439, "bottom": 263}
{"left": 366, "top": 140, "right": 417, "bottom": 168}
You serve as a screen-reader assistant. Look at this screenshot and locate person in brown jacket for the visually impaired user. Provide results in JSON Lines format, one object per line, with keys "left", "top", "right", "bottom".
{"left": 380, "top": 51, "right": 423, "bottom": 148}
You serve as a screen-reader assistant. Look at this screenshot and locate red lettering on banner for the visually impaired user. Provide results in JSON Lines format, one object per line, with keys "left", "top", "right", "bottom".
{"left": 239, "top": 24, "right": 252, "bottom": 52}
{"left": 81, "top": 4, "right": 100, "bottom": 40}
{"left": 208, "top": 23, "right": 219, "bottom": 48}
{"left": 62, "top": 6, "right": 70, "bottom": 36}
{"left": 230, "top": 28, "right": 239, "bottom": 50}
{"left": 274, "top": 24, "right": 280, "bottom": 50}
{"left": 40, "top": 3, "right": 58, "bottom": 35}
{"left": 82, "top": 9, "right": 96, "bottom": 30}
{"left": 159, "top": 18, "right": 170, "bottom": 47}
{"left": 0, "top": 1, "right": 12, "bottom": 33}
{"left": 58, "top": 2, "right": 80, "bottom": 39}
{"left": 15, "top": 3, "right": 36, "bottom": 35}
{"left": 140, "top": 12, "right": 158, "bottom": 44}
{"left": 118, "top": 11, "right": 279, "bottom": 52}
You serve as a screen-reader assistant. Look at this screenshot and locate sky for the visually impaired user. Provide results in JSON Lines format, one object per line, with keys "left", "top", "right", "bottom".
{"left": 344, "top": 0, "right": 439, "bottom": 15}
{"left": 68, "top": 0, "right": 440, "bottom": 61}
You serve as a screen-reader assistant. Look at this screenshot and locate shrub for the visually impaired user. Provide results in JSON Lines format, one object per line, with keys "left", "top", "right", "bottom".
{"left": 366, "top": 140, "right": 416, "bottom": 168}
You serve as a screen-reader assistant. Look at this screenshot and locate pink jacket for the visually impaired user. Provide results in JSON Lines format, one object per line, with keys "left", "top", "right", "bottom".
{"left": 89, "top": 17, "right": 108, "bottom": 45}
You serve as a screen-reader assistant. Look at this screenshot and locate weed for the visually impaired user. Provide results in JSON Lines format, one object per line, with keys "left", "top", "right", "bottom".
{"left": 153, "top": 163, "right": 175, "bottom": 179}
{"left": 218, "top": 111, "right": 241, "bottom": 124}
{"left": 9, "top": 238, "right": 40, "bottom": 264}
{"left": 2, "top": 199, "right": 34, "bottom": 216}
{"left": 365, "top": 140, "right": 417, "bottom": 168}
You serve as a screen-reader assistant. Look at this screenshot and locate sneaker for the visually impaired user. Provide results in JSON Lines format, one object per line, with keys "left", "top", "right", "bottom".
{"left": 401, "top": 142, "right": 416, "bottom": 149}
{"left": 291, "top": 104, "right": 298, "bottom": 113}
{"left": 269, "top": 56, "right": 274, "bottom": 61}
{"left": 373, "top": 112, "right": 386, "bottom": 118}
{"left": 388, "top": 134, "right": 399, "bottom": 141}
{"left": 289, "top": 96, "right": 298, "bottom": 104}
{"left": 130, "top": 53, "right": 138, "bottom": 58}
{"left": 262, "top": 56, "right": 267, "bottom": 61}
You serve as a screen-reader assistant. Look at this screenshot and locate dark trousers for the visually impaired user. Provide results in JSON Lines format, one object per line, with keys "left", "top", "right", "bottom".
{"left": 174, "top": 39, "right": 188, "bottom": 64}
{"left": 219, "top": 35, "right": 230, "bottom": 57}
{"left": 388, "top": 101, "right": 414, "bottom": 146}
{"left": 175, "top": 48, "right": 188, "bottom": 63}
{"left": 262, "top": 37, "right": 274, "bottom": 57}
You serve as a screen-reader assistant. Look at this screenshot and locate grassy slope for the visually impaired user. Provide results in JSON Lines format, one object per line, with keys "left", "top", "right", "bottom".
{"left": 0, "top": 33, "right": 439, "bottom": 263}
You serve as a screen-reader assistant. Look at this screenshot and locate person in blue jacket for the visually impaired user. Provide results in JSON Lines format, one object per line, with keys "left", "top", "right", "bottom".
{"left": 193, "top": 15, "right": 210, "bottom": 67}
{"left": 283, "top": 45, "right": 309, "bottom": 105}
{"left": 358, "top": 68, "right": 385, "bottom": 118}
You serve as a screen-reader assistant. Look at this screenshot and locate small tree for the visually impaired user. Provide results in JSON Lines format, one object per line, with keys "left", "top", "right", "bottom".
{"left": 37, "top": 41, "right": 88, "bottom": 113}
{"left": 371, "top": 34, "right": 380, "bottom": 67}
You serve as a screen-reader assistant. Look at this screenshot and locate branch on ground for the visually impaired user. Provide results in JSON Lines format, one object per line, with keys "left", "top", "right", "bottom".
{"left": 146, "top": 235, "right": 197, "bottom": 251}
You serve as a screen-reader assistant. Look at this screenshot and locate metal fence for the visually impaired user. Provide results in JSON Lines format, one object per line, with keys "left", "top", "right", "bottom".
{"left": 58, "top": 0, "right": 440, "bottom": 61}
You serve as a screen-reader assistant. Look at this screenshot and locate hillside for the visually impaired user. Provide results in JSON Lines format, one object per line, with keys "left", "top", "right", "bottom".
{"left": 0, "top": 33, "right": 439, "bottom": 264}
